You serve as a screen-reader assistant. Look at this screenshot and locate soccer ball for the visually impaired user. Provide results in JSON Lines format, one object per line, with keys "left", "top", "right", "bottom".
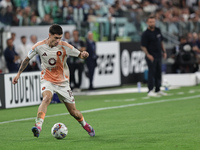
{"left": 51, "top": 123, "right": 68, "bottom": 139}
{"left": 162, "top": 79, "right": 170, "bottom": 91}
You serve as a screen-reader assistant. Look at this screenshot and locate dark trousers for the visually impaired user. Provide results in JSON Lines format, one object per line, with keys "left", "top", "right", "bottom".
{"left": 69, "top": 63, "right": 84, "bottom": 89}
{"left": 146, "top": 57, "right": 162, "bottom": 92}
{"left": 87, "top": 63, "right": 96, "bottom": 89}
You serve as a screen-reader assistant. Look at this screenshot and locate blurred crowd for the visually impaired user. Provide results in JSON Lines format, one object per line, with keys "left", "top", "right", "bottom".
{"left": 1, "top": 0, "right": 200, "bottom": 78}
{"left": 0, "top": 0, "right": 200, "bottom": 27}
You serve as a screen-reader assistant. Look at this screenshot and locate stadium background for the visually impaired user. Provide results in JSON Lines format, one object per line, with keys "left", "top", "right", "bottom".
{"left": 1, "top": 0, "right": 200, "bottom": 109}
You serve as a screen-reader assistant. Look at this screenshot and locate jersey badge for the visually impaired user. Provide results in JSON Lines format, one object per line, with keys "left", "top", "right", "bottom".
{"left": 57, "top": 51, "right": 62, "bottom": 56}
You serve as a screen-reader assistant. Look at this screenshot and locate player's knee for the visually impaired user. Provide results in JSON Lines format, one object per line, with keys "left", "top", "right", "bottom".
{"left": 42, "top": 95, "right": 52, "bottom": 105}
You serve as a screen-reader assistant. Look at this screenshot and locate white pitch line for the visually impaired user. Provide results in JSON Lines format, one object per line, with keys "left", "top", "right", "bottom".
{"left": 0, "top": 94, "right": 200, "bottom": 125}
{"left": 104, "top": 98, "right": 136, "bottom": 102}
{"left": 166, "top": 93, "right": 174, "bottom": 96}
{"left": 142, "top": 97, "right": 150, "bottom": 99}
{"left": 0, "top": 98, "right": 2, "bottom": 107}
{"left": 177, "top": 92, "right": 184, "bottom": 95}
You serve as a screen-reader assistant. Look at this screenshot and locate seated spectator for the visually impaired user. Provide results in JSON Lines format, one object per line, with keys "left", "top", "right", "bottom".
{"left": 85, "top": 8, "right": 96, "bottom": 22}
{"left": 22, "top": 6, "right": 32, "bottom": 25}
{"left": 112, "top": 0, "right": 125, "bottom": 17}
{"left": 176, "top": 38, "right": 198, "bottom": 73}
{"left": 15, "top": 7, "right": 24, "bottom": 26}
{"left": 11, "top": 32, "right": 16, "bottom": 42}
{"left": 63, "top": 6, "right": 74, "bottom": 24}
{"left": 39, "top": 14, "right": 53, "bottom": 25}
{"left": 16, "top": 35, "right": 31, "bottom": 71}
{"left": 69, "top": 0, "right": 80, "bottom": 8}
{"left": 62, "top": 31, "right": 71, "bottom": 42}
{"left": 16, "top": 36, "right": 29, "bottom": 62}
{"left": 4, "top": 38, "right": 20, "bottom": 73}
{"left": 2, "top": 5, "right": 13, "bottom": 25}
{"left": 30, "top": 15, "right": 41, "bottom": 25}
{"left": 192, "top": 32, "right": 200, "bottom": 68}
{"left": 0, "top": 0, "right": 12, "bottom": 8}
{"left": 27, "top": 35, "right": 41, "bottom": 71}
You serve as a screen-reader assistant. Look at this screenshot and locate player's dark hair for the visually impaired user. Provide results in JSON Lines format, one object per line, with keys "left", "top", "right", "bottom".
{"left": 64, "top": 31, "right": 70, "bottom": 34}
{"left": 73, "top": 29, "right": 79, "bottom": 33}
{"left": 146, "top": 15, "right": 155, "bottom": 22}
{"left": 6, "top": 38, "right": 12, "bottom": 43}
{"left": 179, "top": 35, "right": 187, "bottom": 41}
{"left": 49, "top": 24, "right": 63, "bottom": 35}
{"left": 21, "top": 35, "right": 26, "bottom": 39}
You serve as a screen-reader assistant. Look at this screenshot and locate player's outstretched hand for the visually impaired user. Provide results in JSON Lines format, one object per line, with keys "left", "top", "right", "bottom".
{"left": 80, "top": 51, "right": 89, "bottom": 59}
{"left": 12, "top": 73, "right": 20, "bottom": 85}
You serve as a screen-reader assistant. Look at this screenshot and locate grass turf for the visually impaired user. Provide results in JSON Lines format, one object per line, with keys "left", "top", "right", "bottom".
{"left": 0, "top": 85, "right": 200, "bottom": 150}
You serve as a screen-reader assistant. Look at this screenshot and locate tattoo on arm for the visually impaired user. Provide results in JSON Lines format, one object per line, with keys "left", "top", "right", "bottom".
{"left": 141, "top": 46, "right": 149, "bottom": 56}
{"left": 19, "top": 57, "right": 30, "bottom": 73}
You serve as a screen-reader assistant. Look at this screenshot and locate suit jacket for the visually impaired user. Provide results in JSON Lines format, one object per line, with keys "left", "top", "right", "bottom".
{"left": 86, "top": 39, "right": 97, "bottom": 66}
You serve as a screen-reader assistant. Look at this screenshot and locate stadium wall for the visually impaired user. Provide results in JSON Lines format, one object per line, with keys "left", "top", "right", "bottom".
{"left": 163, "top": 73, "right": 199, "bottom": 87}
{"left": 2, "top": 72, "right": 42, "bottom": 109}
{"left": 0, "top": 74, "right": 5, "bottom": 109}
{"left": 120, "top": 42, "right": 147, "bottom": 84}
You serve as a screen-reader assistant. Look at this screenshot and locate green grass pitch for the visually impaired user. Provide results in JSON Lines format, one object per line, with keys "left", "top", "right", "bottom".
{"left": 0, "top": 85, "right": 200, "bottom": 150}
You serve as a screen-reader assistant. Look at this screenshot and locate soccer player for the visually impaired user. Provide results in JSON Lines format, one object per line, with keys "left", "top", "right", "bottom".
{"left": 12, "top": 24, "right": 95, "bottom": 137}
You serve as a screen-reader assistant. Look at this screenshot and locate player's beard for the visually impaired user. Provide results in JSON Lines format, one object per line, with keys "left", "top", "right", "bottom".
{"left": 149, "top": 25, "right": 155, "bottom": 30}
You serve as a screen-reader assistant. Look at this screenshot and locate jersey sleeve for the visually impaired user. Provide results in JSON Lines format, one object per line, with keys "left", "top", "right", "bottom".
{"left": 62, "top": 41, "right": 80, "bottom": 57}
{"left": 69, "top": 47, "right": 81, "bottom": 57}
{"left": 27, "top": 45, "right": 37, "bottom": 60}
{"left": 141, "top": 32, "right": 148, "bottom": 47}
{"left": 159, "top": 28, "right": 164, "bottom": 41}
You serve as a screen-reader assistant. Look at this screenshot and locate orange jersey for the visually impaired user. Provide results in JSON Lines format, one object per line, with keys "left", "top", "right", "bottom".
{"left": 28, "top": 39, "right": 80, "bottom": 86}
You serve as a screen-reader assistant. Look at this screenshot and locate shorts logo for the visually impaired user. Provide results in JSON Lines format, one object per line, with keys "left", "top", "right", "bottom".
{"left": 42, "top": 87, "right": 46, "bottom": 90}
{"left": 57, "top": 51, "right": 62, "bottom": 56}
{"left": 42, "top": 52, "right": 47, "bottom": 56}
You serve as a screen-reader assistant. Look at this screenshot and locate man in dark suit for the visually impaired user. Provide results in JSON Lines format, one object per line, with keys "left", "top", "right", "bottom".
{"left": 86, "top": 31, "right": 97, "bottom": 90}
{"left": 4, "top": 38, "right": 20, "bottom": 73}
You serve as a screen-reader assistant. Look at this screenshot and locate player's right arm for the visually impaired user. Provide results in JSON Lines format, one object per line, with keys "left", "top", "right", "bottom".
{"left": 141, "top": 32, "right": 154, "bottom": 62}
{"left": 141, "top": 46, "right": 154, "bottom": 62}
{"left": 12, "top": 57, "right": 30, "bottom": 84}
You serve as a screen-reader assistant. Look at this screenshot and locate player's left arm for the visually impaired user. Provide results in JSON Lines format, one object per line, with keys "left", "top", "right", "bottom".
{"left": 161, "top": 41, "right": 167, "bottom": 59}
{"left": 160, "top": 29, "right": 167, "bottom": 59}
{"left": 78, "top": 51, "right": 89, "bottom": 59}
{"left": 12, "top": 57, "right": 30, "bottom": 84}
